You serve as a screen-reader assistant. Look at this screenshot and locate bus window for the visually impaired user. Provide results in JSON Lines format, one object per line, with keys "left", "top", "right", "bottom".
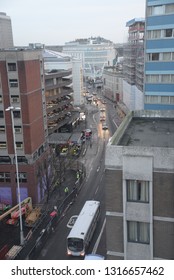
{"left": 67, "top": 238, "right": 83, "bottom": 253}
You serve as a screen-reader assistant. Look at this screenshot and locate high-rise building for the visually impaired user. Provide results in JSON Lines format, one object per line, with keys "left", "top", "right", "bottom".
{"left": 123, "top": 18, "right": 145, "bottom": 111}
{"left": 0, "top": 12, "right": 14, "bottom": 48}
{"left": 144, "top": 0, "right": 174, "bottom": 110}
{"left": 0, "top": 48, "right": 49, "bottom": 205}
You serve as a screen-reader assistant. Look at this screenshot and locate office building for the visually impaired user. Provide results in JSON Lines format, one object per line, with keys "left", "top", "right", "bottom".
{"left": 105, "top": 110, "right": 174, "bottom": 259}
{"left": 63, "top": 38, "right": 116, "bottom": 81}
{"left": 0, "top": 12, "right": 14, "bottom": 48}
{"left": 144, "top": 0, "right": 174, "bottom": 110}
{"left": 0, "top": 48, "right": 49, "bottom": 205}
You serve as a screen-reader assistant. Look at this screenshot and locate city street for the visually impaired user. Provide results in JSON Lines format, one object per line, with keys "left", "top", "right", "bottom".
{"left": 36, "top": 91, "right": 121, "bottom": 260}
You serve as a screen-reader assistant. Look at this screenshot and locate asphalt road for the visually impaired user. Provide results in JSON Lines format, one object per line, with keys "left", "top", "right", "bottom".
{"left": 37, "top": 101, "right": 108, "bottom": 259}
{"left": 36, "top": 92, "right": 120, "bottom": 260}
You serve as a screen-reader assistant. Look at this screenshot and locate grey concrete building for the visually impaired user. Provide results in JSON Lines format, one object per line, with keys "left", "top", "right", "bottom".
{"left": 102, "top": 66, "right": 123, "bottom": 103}
{"left": 105, "top": 110, "right": 174, "bottom": 260}
{"left": 0, "top": 12, "right": 14, "bottom": 48}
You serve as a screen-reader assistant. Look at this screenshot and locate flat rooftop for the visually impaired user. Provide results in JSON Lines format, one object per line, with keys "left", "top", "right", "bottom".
{"left": 118, "top": 117, "right": 174, "bottom": 148}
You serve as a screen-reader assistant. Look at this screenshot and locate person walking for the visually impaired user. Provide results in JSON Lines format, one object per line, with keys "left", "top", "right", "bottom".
{"left": 64, "top": 186, "right": 69, "bottom": 196}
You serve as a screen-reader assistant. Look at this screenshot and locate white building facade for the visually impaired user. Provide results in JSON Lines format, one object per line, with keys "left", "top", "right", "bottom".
{"left": 0, "top": 12, "right": 14, "bottom": 48}
{"left": 63, "top": 40, "right": 116, "bottom": 81}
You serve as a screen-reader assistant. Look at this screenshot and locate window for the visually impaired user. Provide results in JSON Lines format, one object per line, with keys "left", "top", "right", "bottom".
{"left": 0, "top": 126, "right": 5, "bottom": 133}
{"left": 163, "top": 52, "right": 171, "bottom": 61}
{"left": 0, "top": 156, "right": 11, "bottom": 164}
{"left": 0, "top": 142, "right": 7, "bottom": 149}
{"left": 127, "top": 221, "right": 150, "bottom": 244}
{"left": 147, "top": 5, "right": 164, "bottom": 16}
{"left": 0, "top": 111, "right": 4, "bottom": 118}
{"left": 147, "top": 4, "right": 174, "bottom": 16}
{"left": 161, "top": 74, "right": 170, "bottom": 83}
{"left": 147, "top": 29, "right": 174, "bottom": 39}
{"left": 16, "top": 172, "right": 27, "bottom": 183}
{"left": 0, "top": 172, "right": 11, "bottom": 182}
{"left": 152, "top": 53, "right": 159, "bottom": 61}
{"left": 170, "top": 96, "right": 174, "bottom": 104}
{"left": 165, "top": 29, "right": 173, "bottom": 37}
{"left": 9, "top": 79, "right": 18, "bottom": 87}
{"left": 165, "top": 4, "right": 174, "bottom": 13}
{"left": 147, "top": 53, "right": 159, "bottom": 61}
{"left": 146, "top": 75, "right": 159, "bottom": 83}
{"left": 153, "top": 5, "right": 164, "bottom": 15}
{"left": 147, "top": 52, "right": 174, "bottom": 62}
{"left": 145, "top": 95, "right": 159, "bottom": 104}
{"left": 16, "top": 142, "right": 23, "bottom": 149}
{"left": 13, "top": 111, "right": 21, "bottom": 118}
{"left": 14, "top": 126, "right": 22, "bottom": 133}
{"left": 171, "top": 74, "right": 174, "bottom": 83}
{"left": 153, "top": 30, "right": 161, "bottom": 39}
{"left": 7, "top": 63, "right": 17, "bottom": 71}
{"left": 127, "top": 180, "right": 149, "bottom": 202}
{"left": 11, "top": 95, "right": 20, "bottom": 103}
{"left": 17, "top": 156, "right": 28, "bottom": 164}
{"left": 0, "top": 95, "right": 2, "bottom": 103}
{"left": 161, "top": 96, "right": 169, "bottom": 104}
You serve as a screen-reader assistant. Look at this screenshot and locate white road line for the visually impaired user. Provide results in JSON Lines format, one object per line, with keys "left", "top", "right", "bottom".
{"left": 113, "top": 118, "right": 118, "bottom": 128}
{"left": 92, "top": 218, "right": 106, "bottom": 254}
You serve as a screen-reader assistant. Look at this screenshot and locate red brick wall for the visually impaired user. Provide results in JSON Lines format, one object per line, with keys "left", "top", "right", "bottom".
{"left": 18, "top": 60, "right": 45, "bottom": 153}
{"left": 0, "top": 61, "right": 14, "bottom": 153}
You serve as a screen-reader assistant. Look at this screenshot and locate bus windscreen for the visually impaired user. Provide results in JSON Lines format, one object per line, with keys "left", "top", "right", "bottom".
{"left": 67, "top": 238, "right": 83, "bottom": 252}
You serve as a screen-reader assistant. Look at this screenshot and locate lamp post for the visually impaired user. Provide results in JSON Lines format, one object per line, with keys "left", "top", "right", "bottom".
{"left": 5, "top": 106, "right": 24, "bottom": 245}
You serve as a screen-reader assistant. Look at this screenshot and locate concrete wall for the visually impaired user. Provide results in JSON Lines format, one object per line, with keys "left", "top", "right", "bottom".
{"left": 105, "top": 113, "right": 174, "bottom": 259}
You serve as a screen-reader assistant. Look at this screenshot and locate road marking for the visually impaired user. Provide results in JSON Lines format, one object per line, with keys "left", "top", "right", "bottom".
{"left": 67, "top": 215, "right": 78, "bottom": 228}
{"left": 94, "top": 185, "right": 99, "bottom": 195}
{"left": 113, "top": 118, "right": 118, "bottom": 128}
{"left": 92, "top": 218, "right": 106, "bottom": 254}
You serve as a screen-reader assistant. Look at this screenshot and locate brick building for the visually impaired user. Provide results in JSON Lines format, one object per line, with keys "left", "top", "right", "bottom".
{"left": 0, "top": 49, "right": 49, "bottom": 205}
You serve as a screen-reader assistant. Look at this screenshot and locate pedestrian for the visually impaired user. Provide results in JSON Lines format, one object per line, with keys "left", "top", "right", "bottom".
{"left": 64, "top": 186, "right": 69, "bottom": 196}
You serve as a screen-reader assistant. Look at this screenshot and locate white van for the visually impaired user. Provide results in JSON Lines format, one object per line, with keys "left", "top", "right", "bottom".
{"left": 84, "top": 254, "right": 104, "bottom": 260}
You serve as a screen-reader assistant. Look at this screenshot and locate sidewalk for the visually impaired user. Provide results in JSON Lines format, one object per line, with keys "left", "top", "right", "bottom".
{"left": 45, "top": 169, "right": 77, "bottom": 212}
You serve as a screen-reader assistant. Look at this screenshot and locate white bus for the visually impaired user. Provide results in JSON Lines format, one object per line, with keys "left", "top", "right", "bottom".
{"left": 67, "top": 200, "right": 100, "bottom": 257}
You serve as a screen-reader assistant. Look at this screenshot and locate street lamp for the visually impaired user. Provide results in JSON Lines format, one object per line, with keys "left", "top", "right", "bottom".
{"left": 5, "top": 106, "right": 24, "bottom": 245}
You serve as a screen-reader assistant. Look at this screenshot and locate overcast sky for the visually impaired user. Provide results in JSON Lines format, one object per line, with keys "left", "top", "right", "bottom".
{"left": 1, "top": 0, "right": 145, "bottom": 46}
